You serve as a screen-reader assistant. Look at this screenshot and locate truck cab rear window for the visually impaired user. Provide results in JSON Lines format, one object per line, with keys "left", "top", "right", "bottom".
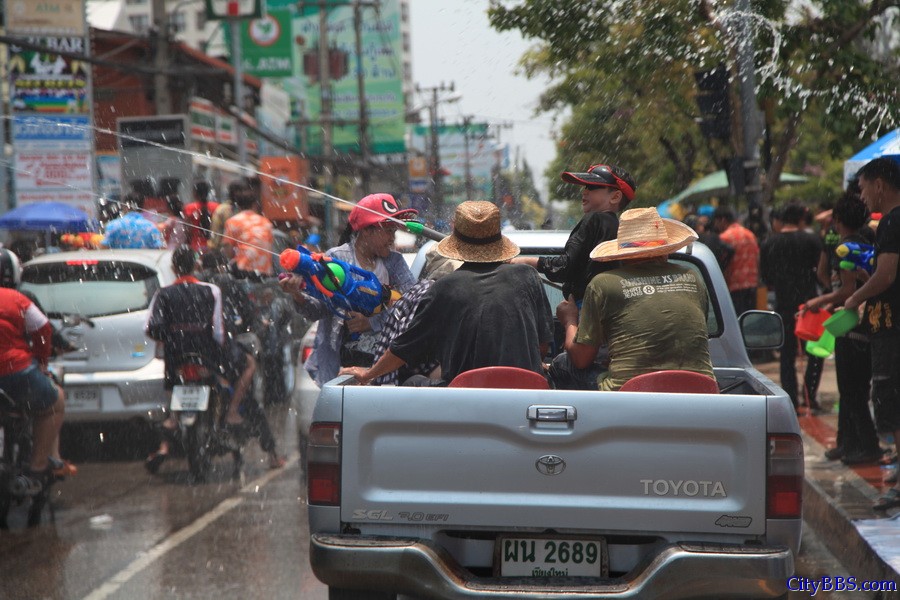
{"left": 21, "top": 261, "right": 161, "bottom": 318}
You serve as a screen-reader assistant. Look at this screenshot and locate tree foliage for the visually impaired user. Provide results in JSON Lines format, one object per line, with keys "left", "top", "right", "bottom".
{"left": 488, "top": 0, "right": 900, "bottom": 210}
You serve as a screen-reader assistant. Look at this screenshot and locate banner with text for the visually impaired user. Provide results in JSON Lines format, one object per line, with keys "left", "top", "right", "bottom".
{"left": 4, "top": 10, "right": 95, "bottom": 213}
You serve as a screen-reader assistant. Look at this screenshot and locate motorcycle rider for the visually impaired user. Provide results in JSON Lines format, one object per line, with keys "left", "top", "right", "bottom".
{"left": 199, "top": 249, "right": 286, "bottom": 469}
{"left": 0, "top": 248, "right": 66, "bottom": 495}
{"left": 144, "top": 245, "right": 250, "bottom": 472}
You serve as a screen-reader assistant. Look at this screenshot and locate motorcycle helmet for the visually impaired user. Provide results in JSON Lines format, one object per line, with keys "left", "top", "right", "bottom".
{"left": 0, "top": 248, "right": 22, "bottom": 289}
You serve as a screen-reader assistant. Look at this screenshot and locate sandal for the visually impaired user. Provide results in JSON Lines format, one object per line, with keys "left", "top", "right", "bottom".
{"left": 874, "top": 488, "right": 900, "bottom": 511}
{"left": 49, "top": 457, "right": 78, "bottom": 478}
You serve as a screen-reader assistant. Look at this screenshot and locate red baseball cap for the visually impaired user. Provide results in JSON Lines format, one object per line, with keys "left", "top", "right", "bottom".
{"left": 349, "top": 193, "right": 418, "bottom": 231}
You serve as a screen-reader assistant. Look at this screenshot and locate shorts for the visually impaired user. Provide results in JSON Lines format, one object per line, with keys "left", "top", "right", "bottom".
{"left": 871, "top": 333, "right": 900, "bottom": 433}
{"left": 0, "top": 362, "right": 59, "bottom": 413}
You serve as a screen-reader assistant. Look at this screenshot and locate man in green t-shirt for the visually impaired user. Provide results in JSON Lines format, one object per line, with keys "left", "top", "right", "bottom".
{"left": 556, "top": 207, "right": 715, "bottom": 391}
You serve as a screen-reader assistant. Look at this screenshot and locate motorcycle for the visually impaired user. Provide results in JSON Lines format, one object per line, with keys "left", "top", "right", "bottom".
{"left": 169, "top": 353, "right": 247, "bottom": 483}
{"left": 0, "top": 315, "right": 81, "bottom": 529}
{"left": 0, "top": 387, "right": 54, "bottom": 529}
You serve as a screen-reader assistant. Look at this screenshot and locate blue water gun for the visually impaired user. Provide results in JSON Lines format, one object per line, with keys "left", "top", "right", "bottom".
{"left": 279, "top": 246, "right": 399, "bottom": 318}
{"left": 836, "top": 241, "right": 875, "bottom": 275}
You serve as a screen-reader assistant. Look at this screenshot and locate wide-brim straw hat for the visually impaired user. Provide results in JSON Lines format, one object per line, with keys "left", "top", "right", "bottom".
{"left": 590, "top": 207, "right": 698, "bottom": 262}
{"left": 437, "top": 201, "right": 520, "bottom": 263}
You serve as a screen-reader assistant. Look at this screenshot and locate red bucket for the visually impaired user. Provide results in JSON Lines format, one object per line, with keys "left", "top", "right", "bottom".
{"left": 795, "top": 305, "right": 832, "bottom": 342}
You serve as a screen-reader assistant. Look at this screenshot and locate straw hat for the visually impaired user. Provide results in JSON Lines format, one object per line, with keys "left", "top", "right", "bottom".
{"left": 590, "top": 207, "right": 698, "bottom": 262}
{"left": 436, "top": 201, "right": 520, "bottom": 263}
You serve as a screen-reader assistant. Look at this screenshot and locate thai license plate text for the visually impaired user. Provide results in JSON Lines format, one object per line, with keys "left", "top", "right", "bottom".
{"left": 170, "top": 386, "right": 210, "bottom": 411}
{"left": 498, "top": 536, "right": 607, "bottom": 577}
{"left": 67, "top": 388, "right": 100, "bottom": 412}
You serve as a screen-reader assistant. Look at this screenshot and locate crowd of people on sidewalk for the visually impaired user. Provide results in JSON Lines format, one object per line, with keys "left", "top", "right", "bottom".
{"left": 681, "top": 159, "right": 900, "bottom": 511}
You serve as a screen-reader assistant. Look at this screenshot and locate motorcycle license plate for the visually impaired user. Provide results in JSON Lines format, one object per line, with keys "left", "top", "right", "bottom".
{"left": 496, "top": 535, "right": 608, "bottom": 578}
{"left": 170, "top": 385, "right": 210, "bottom": 411}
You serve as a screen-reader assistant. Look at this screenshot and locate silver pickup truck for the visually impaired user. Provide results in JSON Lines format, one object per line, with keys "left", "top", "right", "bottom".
{"left": 304, "top": 232, "right": 802, "bottom": 600}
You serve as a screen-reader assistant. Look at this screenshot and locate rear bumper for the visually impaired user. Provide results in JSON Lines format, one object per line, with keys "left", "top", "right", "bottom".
{"left": 310, "top": 534, "right": 793, "bottom": 599}
{"left": 58, "top": 361, "right": 167, "bottom": 424}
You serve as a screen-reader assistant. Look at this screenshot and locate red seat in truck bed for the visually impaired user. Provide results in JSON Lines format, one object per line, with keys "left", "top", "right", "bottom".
{"left": 448, "top": 367, "right": 550, "bottom": 389}
{"left": 620, "top": 370, "right": 719, "bottom": 394}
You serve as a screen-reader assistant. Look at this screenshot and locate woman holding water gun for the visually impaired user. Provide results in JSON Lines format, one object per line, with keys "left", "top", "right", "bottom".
{"left": 279, "top": 194, "right": 418, "bottom": 387}
{"left": 805, "top": 192, "right": 880, "bottom": 466}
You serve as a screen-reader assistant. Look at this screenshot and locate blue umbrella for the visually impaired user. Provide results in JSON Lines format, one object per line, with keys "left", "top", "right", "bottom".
{"left": 844, "top": 128, "right": 900, "bottom": 188}
{"left": 0, "top": 202, "right": 98, "bottom": 232}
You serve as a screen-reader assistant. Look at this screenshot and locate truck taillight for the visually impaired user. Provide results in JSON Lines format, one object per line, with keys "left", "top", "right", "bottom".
{"left": 767, "top": 434, "right": 803, "bottom": 519}
{"left": 308, "top": 422, "right": 341, "bottom": 506}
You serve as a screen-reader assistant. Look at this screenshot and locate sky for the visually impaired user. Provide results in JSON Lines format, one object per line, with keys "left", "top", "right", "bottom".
{"left": 407, "top": 1, "right": 557, "bottom": 202}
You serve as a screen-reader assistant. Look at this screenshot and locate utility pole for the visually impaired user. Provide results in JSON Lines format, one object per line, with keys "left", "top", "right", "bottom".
{"left": 735, "top": 0, "right": 765, "bottom": 236}
{"left": 462, "top": 115, "right": 474, "bottom": 202}
{"left": 489, "top": 121, "right": 512, "bottom": 206}
{"left": 151, "top": 0, "right": 171, "bottom": 114}
{"left": 318, "top": 0, "right": 335, "bottom": 246}
{"left": 416, "top": 82, "right": 454, "bottom": 222}
{"left": 353, "top": 0, "right": 370, "bottom": 195}
{"left": 231, "top": 19, "right": 247, "bottom": 167}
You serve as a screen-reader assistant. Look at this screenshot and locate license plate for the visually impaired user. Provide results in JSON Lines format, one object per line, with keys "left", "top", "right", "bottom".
{"left": 496, "top": 536, "right": 608, "bottom": 578}
{"left": 67, "top": 388, "right": 100, "bottom": 412}
{"left": 170, "top": 385, "right": 210, "bottom": 411}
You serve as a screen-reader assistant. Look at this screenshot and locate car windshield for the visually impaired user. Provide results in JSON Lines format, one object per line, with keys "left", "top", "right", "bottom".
{"left": 21, "top": 260, "right": 161, "bottom": 318}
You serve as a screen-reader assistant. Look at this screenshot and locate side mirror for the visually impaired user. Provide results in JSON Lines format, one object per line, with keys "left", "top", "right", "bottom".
{"left": 739, "top": 310, "right": 783, "bottom": 350}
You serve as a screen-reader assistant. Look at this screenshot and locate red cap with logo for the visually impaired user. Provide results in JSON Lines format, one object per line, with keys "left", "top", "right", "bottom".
{"left": 349, "top": 193, "right": 418, "bottom": 231}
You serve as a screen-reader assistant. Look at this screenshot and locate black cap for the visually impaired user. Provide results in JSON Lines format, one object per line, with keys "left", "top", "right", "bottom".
{"left": 560, "top": 163, "right": 636, "bottom": 204}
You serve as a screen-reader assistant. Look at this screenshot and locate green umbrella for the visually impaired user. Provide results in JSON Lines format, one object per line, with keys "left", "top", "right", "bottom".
{"left": 671, "top": 170, "right": 808, "bottom": 204}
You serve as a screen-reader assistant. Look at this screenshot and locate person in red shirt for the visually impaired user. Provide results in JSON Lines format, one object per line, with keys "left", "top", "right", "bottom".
{"left": 182, "top": 179, "right": 220, "bottom": 251}
{"left": 0, "top": 249, "right": 66, "bottom": 495}
{"left": 713, "top": 206, "right": 760, "bottom": 316}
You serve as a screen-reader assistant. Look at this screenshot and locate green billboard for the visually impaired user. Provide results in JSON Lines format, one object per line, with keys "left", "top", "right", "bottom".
{"left": 277, "top": 0, "right": 406, "bottom": 155}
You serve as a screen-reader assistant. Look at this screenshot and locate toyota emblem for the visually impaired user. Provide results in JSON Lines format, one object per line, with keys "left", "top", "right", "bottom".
{"left": 536, "top": 455, "right": 566, "bottom": 476}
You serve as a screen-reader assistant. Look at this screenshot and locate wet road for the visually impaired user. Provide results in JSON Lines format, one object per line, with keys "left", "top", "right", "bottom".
{"left": 0, "top": 390, "right": 876, "bottom": 600}
{"left": 0, "top": 397, "right": 327, "bottom": 600}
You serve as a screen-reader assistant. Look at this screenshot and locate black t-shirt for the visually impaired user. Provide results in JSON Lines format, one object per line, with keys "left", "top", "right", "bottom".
{"left": 146, "top": 281, "right": 225, "bottom": 388}
{"left": 536, "top": 211, "right": 619, "bottom": 302}
{"left": 760, "top": 230, "right": 824, "bottom": 312}
{"left": 390, "top": 263, "right": 554, "bottom": 383}
{"left": 866, "top": 207, "right": 900, "bottom": 336}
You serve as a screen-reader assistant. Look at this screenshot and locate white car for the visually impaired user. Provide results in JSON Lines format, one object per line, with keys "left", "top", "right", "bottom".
{"left": 20, "top": 249, "right": 176, "bottom": 425}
